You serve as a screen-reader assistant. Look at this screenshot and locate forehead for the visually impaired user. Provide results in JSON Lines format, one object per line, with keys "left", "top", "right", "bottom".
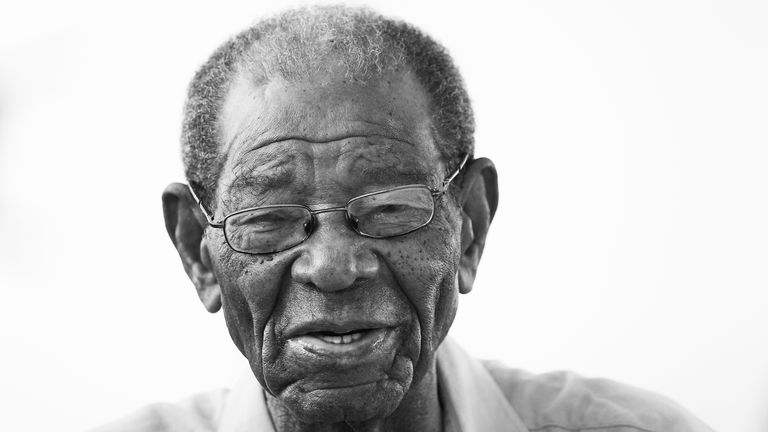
{"left": 216, "top": 70, "right": 443, "bottom": 192}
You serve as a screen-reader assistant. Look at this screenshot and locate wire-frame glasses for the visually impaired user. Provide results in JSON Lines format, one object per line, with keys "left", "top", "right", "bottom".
{"left": 188, "top": 154, "right": 469, "bottom": 255}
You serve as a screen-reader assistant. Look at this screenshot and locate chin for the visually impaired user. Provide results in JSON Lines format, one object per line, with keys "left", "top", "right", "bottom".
{"left": 280, "top": 378, "right": 408, "bottom": 423}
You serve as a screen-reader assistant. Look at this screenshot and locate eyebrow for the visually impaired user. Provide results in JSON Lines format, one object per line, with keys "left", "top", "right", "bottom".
{"left": 355, "top": 163, "right": 432, "bottom": 185}
{"left": 228, "top": 153, "right": 297, "bottom": 194}
{"left": 231, "top": 169, "right": 295, "bottom": 192}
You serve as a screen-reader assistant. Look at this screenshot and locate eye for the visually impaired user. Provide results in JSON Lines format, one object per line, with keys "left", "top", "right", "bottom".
{"left": 346, "top": 186, "right": 435, "bottom": 237}
{"left": 224, "top": 206, "right": 313, "bottom": 254}
{"left": 376, "top": 204, "right": 408, "bottom": 214}
{"left": 242, "top": 213, "right": 281, "bottom": 225}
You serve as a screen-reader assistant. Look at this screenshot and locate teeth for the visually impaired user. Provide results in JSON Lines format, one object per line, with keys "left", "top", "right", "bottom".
{"left": 316, "top": 331, "right": 365, "bottom": 344}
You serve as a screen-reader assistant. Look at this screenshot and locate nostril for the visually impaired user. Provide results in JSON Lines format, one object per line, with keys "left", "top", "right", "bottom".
{"left": 291, "top": 250, "right": 376, "bottom": 292}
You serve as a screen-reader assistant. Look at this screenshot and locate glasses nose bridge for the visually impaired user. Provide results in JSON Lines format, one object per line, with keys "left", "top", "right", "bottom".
{"left": 309, "top": 206, "right": 357, "bottom": 232}
{"left": 309, "top": 205, "right": 349, "bottom": 216}
{"left": 307, "top": 204, "right": 357, "bottom": 236}
{"left": 309, "top": 204, "right": 360, "bottom": 234}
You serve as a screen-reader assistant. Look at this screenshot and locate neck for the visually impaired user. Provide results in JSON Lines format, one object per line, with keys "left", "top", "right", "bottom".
{"left": 266, "top": 361, "right": 443, "bottom": 432}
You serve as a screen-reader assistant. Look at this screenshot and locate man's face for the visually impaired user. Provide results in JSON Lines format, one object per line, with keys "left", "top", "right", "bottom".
{"left": 204, "top": 70, "right": 463, "bottom": 423}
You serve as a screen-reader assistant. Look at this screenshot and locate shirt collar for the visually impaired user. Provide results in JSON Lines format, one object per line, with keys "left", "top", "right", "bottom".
{"left": 436, "top": 337, "right": 530, "bottom": 432}
{"left": 217, "top": 372, "right": 274, "bottom": 432}
{"left": 218, "top": 337, "right": 529, "bottom": 432}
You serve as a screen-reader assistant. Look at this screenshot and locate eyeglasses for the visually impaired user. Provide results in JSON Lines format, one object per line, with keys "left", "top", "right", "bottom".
{"left": 188, "top": 154, "right": 469, "bottom": 255}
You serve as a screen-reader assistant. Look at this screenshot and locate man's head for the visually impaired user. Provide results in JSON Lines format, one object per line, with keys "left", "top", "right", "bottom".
{"left": 162, "top": 5, "right": 498, "bottom": 426}
{"left": 181, "top": 6, "right": 475, "bottom": 211}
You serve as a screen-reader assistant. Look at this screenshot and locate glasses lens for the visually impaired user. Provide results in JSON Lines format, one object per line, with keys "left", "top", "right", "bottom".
{"left": 224, "top": 206, "right": 311, "bottom": 254}
{"left": 347, "top": 186, "right": 435, "bottom": 238}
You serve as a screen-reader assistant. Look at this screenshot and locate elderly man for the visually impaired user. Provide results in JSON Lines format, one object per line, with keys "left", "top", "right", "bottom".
{"left": 98, "top": 6, "right": 713, "bottom": 432}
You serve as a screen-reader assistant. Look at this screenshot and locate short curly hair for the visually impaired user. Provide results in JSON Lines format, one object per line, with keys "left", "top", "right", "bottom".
{"left": 182, "top": 5, "right": 474, "bottom": 209}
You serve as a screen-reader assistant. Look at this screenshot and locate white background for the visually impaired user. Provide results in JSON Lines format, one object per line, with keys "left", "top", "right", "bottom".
{"left": 1, "top": 1, "right": 766, "bottom": 431}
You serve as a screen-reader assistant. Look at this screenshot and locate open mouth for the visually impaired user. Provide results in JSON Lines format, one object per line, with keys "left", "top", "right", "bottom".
{"left": 306, "top": 329, "right": 374, "bottom": 345}
{"left": 292, "top": 327, "right": 389, "bottom": 355}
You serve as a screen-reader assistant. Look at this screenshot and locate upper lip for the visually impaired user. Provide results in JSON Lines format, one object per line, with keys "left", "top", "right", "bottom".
{"left": 285, "top": 320, "right": 395, "bottom": 339}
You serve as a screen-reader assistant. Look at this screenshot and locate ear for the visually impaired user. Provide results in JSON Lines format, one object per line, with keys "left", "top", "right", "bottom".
{"left": 457, "top": 158, "right": 498, "bottom": 294}
{"left": 162, "top": 182, "right": 222, "bottom": 313}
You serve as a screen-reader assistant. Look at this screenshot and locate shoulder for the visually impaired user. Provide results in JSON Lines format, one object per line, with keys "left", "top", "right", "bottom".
{"left": 481, "top": 360, "right": 714, "bottom": 432}
{"left": 88, "top": 389, "right": 228, "bottom": 432}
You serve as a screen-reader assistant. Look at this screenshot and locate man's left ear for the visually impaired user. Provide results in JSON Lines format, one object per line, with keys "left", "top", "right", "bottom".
{"left": 457, "top": 157, "right": 498, "bottom": 294}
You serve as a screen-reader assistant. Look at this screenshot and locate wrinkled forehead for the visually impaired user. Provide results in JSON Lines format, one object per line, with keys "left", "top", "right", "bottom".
{"left": 216, "top": 70, "right": 443, "bottom": 190}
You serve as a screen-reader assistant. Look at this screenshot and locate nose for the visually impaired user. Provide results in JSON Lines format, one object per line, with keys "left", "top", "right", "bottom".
{"left": 290, "top": 211, "right": 379, "bottom": 292}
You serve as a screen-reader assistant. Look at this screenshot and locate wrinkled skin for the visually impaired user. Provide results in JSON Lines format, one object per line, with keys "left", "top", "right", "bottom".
{"left": 163, "top": 68, "right": 497, "bottom": 432}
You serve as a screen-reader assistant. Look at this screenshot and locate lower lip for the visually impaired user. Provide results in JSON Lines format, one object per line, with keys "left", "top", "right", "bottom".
{"left": 291, "top": 328, "right": 389, "bottom": 356}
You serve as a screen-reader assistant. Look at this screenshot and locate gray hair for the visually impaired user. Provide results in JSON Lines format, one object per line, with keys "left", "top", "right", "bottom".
{"left": 182, "top": 5, "right": 474, "bottom": 209}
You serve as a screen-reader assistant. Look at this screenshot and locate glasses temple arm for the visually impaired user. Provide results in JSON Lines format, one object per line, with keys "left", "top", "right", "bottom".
{"left": 439, "top": 153, "right": 470, "bottom": 192}
{"left": 187, "top": 183, "right": 220, "bottom": 226}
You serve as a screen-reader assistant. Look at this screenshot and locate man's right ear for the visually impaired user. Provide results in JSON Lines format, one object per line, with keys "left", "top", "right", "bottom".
{"left": 162, "top": 182, "right": 222, "bottom": 313}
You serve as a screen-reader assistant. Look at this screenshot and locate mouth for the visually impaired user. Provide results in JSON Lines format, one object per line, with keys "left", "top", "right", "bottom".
{"left": 304, "top": 329, "right": 375, "bottom": 345}
{"left": 288, "top": 323, "right": 392, "bottom": 356}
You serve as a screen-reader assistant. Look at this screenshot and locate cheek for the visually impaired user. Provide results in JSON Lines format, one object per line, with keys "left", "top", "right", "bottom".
{"left": 382, "top": 215, "right": 462, "bottom": 350}
{"left": 208, "top": 236, "right": 289, "bottom": 376}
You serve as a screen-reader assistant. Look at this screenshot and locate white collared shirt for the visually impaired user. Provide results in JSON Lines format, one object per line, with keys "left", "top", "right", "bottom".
{"left": 93, "top": 338, "right": 714, "bottom": 431}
